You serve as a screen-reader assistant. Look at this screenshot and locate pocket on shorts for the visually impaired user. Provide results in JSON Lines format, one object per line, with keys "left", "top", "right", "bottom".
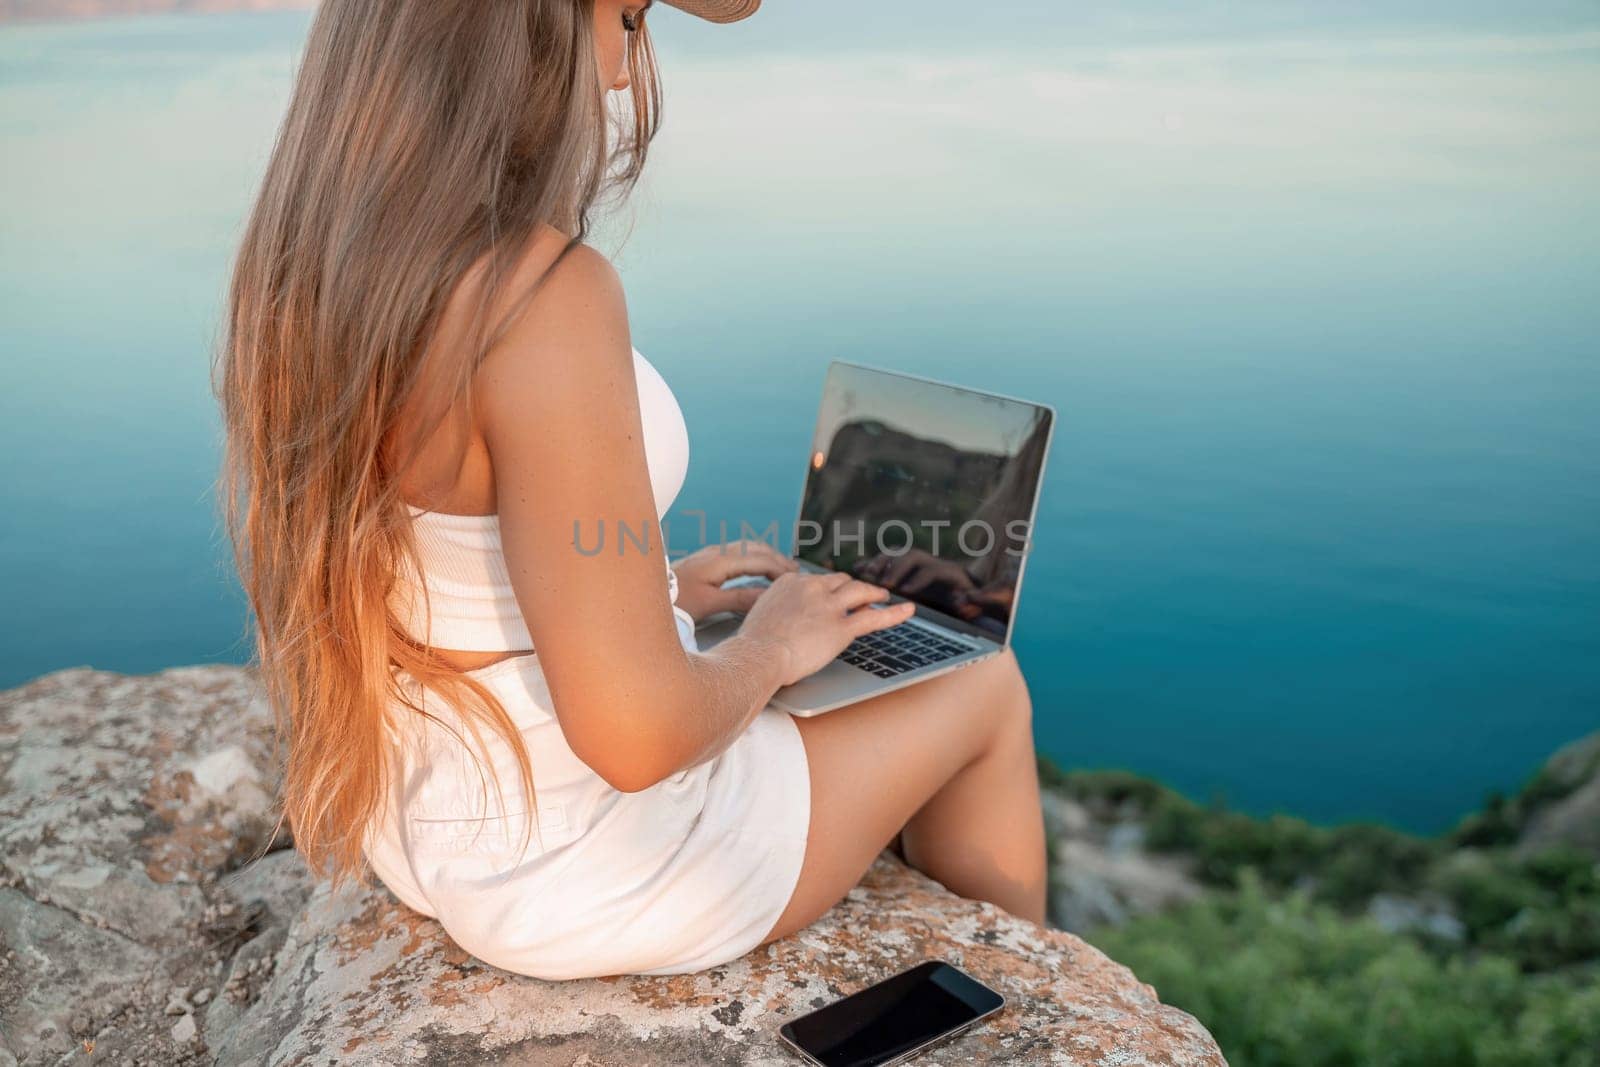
{"left": 407, "top": 799, "right": 574, "bottom": 856}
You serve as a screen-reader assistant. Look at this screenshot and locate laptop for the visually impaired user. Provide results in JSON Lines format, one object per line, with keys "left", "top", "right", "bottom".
{"left": 694, "top": 360, "right": 1055, "bottom": 715}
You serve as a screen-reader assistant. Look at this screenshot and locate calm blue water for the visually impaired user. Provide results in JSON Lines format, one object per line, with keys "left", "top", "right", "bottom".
{"left": 2, "top": 6, "right": 1596, "bottom": 833}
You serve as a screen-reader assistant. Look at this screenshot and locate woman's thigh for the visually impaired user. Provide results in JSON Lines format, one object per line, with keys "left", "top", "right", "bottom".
{"left": 759, "top": 646, "right": 1032, "bottom": 943}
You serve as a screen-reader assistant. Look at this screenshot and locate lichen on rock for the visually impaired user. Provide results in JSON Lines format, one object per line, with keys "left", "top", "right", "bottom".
{"left": 0, "top": 665, "right": 1225, "bottom": 1065}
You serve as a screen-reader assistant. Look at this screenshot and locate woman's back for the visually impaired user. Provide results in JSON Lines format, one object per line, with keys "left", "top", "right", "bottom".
{"left": 385, "top": 226, "right": 671, "bottom": 672}
{"left": 389, "top": 342, "right": 696, "bottom": 655}
{"left": 388, "top": 224, "right": 579, "bottom": 520}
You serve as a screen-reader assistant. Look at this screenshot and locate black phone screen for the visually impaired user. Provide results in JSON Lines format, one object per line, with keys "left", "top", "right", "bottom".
{"left": 778, "top": 961, "right": 1004, "bottom": 1066}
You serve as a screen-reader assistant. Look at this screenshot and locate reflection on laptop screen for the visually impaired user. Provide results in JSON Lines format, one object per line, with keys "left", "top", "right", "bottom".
{"left": 796, "top": 363, "right": 1052, "bottom": 639}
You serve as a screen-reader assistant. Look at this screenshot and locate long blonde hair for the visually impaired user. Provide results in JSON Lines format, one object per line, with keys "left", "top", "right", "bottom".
{"left": 215, "top": 0, "right": 662, "bottom": 882}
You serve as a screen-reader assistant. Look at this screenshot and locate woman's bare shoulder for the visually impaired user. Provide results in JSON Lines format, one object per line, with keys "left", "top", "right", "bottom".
{"left": 445, "top": 226, "right": 624, "bottom": 364}
{"left": 394, "top": 227, "right": 627, "bottom": 511}
{"left": 433, "top": 223, "right": 615, "bottom": 340}
{"left": 453, "top": 224, "right": 622, "bottom": 337}
{"left": 470, "top": 227, "right": 636, "bottom": 423}
{"left": 469, "top": 229, "right": 650, "bottom": 514}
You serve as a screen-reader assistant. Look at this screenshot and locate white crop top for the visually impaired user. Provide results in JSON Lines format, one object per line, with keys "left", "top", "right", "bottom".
{"left": 389, "top": 346, "right": 693, "bottom": 652}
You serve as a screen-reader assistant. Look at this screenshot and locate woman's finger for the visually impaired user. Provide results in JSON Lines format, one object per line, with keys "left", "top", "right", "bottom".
{"left": 846, "top": 599, "right": 916, "bottom": 635}
{"left": 710, "top": 584, "right": 766, "bottom": 616}
{"left": 818, "top": 569, "right": 856, "bottom": 591}
{"left": 710, "top": 540, "right": 794, "bottom": 582}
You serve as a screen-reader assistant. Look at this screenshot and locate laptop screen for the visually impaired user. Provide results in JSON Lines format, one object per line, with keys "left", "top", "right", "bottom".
{"left": 795, "top": 362, "right": 1053, "bottom": 642}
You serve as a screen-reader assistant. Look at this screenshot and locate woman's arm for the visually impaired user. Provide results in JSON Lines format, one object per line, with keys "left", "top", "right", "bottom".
{"left": 473, "top": 240, "right": 913, "bottom": 792}
{"left": 472, "top": 242, "right": 794, "bottom": 792}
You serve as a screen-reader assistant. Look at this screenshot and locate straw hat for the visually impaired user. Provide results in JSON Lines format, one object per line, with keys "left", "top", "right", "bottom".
{"left": 659, "top": 0, "right": 761, "bottom": 24}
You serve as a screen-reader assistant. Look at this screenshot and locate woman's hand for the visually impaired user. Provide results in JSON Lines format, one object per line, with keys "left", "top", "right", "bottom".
{"left": 738, "top": 571, "right": 917, "bottom": 688}
{"left": 671, "top": 539, "right": 797, "bottom": 623}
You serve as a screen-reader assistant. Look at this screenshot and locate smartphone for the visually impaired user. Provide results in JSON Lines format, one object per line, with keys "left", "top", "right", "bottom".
{"left": 776, "top": 960, "right": 1006, "bottom": 1066}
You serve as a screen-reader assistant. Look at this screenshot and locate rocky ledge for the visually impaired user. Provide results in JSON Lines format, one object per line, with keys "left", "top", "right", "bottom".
{"left": 0, "top": 665, "right": 1224, "bottom": 1065}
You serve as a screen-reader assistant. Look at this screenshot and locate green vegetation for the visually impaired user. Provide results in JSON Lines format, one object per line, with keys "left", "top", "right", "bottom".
{"left": 1093, "top": 876, "right": 1600, "bottom": 1067}
{"left": 1046, "top": 763, "right": 1442, "bottom": 909}
{"left": 1433, "top": 847, "right": 1600, "bottom": 973}
{"left": 1037, "top": 753, "right": 1600, "bottom": 1066}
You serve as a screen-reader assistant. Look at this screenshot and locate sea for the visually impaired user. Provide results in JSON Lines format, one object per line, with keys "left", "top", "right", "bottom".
{"left": 2, "top": 3, "right": 1596, "bottom": 833}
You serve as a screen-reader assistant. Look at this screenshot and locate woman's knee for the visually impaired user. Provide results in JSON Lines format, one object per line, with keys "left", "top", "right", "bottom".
{"left": 968, "top": 647, "right": 1033, "bottom": 737}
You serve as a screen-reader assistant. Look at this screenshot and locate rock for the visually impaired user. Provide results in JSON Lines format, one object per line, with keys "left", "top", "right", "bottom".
{"left": 0, "top": 665, "right": 279, "bottom": 943}
{"left": 212, "top": 854, "right": 1224, "bottom": 1065}
{"left": 1517, "top": 732, "right": 1600, "bottom": 860}
{"left": 1049, "top": 841, "right": 1204, "bottom": 934}
{"left": 1366, "top": 894, "right": 1466, "bottom": 943}
{"left": 1040, "top": 788, "right": 1203, "bottom": 935}
{"left": 1536, "top": 731, "right": 1600, "bottom": 794}
{"left": 0, "top": 887, "right": 161, "bottom": 1060}
{"left": 1105, "top": 822, "right": 1147, "bottom": 857}
{"left": 1, "top": 665, "right": 276, "bottom": 1067}
{"left": 1, "top": 665, "right": 1225, "bottom": 1065}
{"left": 1041, "top": 792, "right": 1092, "bottom": 838}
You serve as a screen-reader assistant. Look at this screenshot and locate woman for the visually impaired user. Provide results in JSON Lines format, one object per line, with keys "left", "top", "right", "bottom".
{"left": 217, "top": 0, "right": 1046, "bottom": 980}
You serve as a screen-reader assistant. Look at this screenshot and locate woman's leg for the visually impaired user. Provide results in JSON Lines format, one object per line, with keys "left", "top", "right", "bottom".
{"left": 759, "top": 647, "right": 1047, "bottom": 942}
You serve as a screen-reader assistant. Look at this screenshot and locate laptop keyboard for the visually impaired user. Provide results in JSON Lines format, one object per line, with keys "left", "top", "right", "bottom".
{"left": 840, "top": 622, "right": 975, "bottom": 678}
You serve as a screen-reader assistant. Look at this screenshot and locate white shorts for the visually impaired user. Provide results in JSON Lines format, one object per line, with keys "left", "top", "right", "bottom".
{"left": 363, "top": 652, "right": 812, "bottom": 979}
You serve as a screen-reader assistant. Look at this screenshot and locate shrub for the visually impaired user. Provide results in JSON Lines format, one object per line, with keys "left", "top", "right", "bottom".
{"left": 1433, "top": 847, "right": 1600, "bottom": 971}
{"left": 1034, "top": 756, "right": 1172, "bottom": 812}
{"left": 1091, "top": 876, "right": 1600, "bottom": 1067}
